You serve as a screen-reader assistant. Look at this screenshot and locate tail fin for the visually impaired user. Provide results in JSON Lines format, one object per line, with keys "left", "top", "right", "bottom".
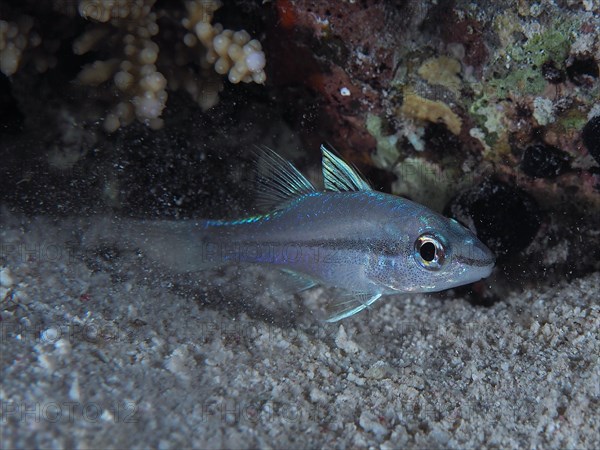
{"left": 81, "top": 216, "right": 223, "bottom": 273}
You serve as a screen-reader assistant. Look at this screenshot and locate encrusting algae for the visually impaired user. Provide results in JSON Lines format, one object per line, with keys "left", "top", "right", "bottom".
{"left": 417, "top": 56, "right": 462, "bottom": 95}
{"left": 400, "top": 93, "right": 463, "bottom": 136}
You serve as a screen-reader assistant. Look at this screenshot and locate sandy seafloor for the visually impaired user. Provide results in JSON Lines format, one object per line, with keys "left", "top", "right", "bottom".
{"left": 0, "top": 207, "right": 598, "bottom": 449}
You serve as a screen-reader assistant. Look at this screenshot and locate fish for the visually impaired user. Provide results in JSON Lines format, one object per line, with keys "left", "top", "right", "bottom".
{"left": 86, "top": 145, "right": 495, "bottom": 322}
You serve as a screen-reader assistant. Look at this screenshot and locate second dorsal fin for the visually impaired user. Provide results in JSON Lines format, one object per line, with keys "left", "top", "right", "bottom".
{"left": 254, "top": 146, "right": 316, "bottom": 212}
{"left": 321, "top": 144, "right": 372, "bottom": 192}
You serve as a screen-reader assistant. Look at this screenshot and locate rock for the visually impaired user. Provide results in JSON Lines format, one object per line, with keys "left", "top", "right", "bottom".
{"left": 520, "top": 143, "right": 570, "bottom": 179}
{"left": 444, "top": 179, "right": 542, "bottom": 257}
{"left": 0, "top": 266, "right": 15, "bottom": 287}
{"left": 335, "top": 325, "right": 361, "bottom": 354}
{"left": 541, "top": 61, "right": 566, "bottom": 84}
{"left": 566, "top": 57, "right": 599, "bottom": 86}
{"left": 582, "top": 115, "right": 600, "bottom": 165}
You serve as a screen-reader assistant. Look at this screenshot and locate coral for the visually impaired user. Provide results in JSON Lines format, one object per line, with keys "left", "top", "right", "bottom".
{"left": 487, "top": 14, "right": 578, "bottom": 97}
{"left": 0, "top": 15, "right": 57, "bottom": 76}
{"left": 74, "top": 0, "right": 266, "bottom": 131}
{"left": 391, "top": 157, "right": 463, "bottom": 213}
{"left": 46, "top": 110, "right": 98, "bottom": 171}
{"left": 0, "top": 17, "right": 31, "bottom": 76}
{"left": 468, "top": 94, "right": 503, "bottom": 129}
{"left": 189, "top": 20, "right": 267, "bottom": 85}
{"left": 532, "top": 97, "right": 556, "bottom": 126}
{"left": 3, "top": 0, "right": 267, "bottom": 132}
{"left": 366, "top": 114, "right": 400, "bottom": 167}
{"left": 72, "top": 0, "right": 170, "bottom": 131}
{"left": 400, "top": 93, "right": 463, "bottom": 136}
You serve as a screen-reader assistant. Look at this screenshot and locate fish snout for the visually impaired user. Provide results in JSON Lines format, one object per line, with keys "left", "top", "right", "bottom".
{"left": 455, "top": 238, "right": 496, "bottom": 277}
{"left": 473, "top": 239, "right": 496, "bottom": 267}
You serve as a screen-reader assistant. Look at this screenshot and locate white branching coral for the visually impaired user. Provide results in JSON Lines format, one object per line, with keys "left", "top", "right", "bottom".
{"left": 199, "top": 27, "right": 266, "bottom": 84}
{"left": 0, "top": 15, "right": 57, "bottom": 76}
{"left": 2, "top": 0, "right": 267, "bottom": 132}
{"left": 0, "top": 18, "right": 30, "bottom": 76}
{"left": 73, "top": 0, "right": 168, "bottom": 131}
{"left": 77, "top": 0, "right": 154, "bottom": 23}
{"left": 182, "top": 0, "right": 266, "bottom": 85}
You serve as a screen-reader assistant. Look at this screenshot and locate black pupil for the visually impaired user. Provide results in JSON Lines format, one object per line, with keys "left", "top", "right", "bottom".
{"left": 420, "top": 241, "right": 436, "bottom": 262}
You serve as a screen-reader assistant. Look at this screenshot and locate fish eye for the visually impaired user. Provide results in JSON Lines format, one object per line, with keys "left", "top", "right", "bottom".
{"left": 414, "top": 233, "right": 446, "bottom": 270}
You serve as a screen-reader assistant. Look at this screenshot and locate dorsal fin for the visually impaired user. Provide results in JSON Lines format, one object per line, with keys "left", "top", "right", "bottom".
{"left": 254, "top": 146, "right": 316, "bottom": 212}
{"left": 321, "top": 144, "right": 371, "bottom": 192}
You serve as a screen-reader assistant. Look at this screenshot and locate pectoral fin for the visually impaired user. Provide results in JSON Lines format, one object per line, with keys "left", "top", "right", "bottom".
{"left": 323, "top": 291, "right": 383, "bottom": 322}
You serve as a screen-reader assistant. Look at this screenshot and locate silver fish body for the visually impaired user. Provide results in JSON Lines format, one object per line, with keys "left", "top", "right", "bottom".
{"left": 90, "top": 146, "right": 495, "bottom": 321}
{"left": 203, "top": 191, "right": 494, "bottom": 294}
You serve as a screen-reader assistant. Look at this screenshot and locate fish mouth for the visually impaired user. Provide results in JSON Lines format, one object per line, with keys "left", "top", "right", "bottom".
{"left": 455, "top": 240, "right": 496, "bottom": 269}
{"left": 455, "top": 254, "right": 495, "bottom": 268}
